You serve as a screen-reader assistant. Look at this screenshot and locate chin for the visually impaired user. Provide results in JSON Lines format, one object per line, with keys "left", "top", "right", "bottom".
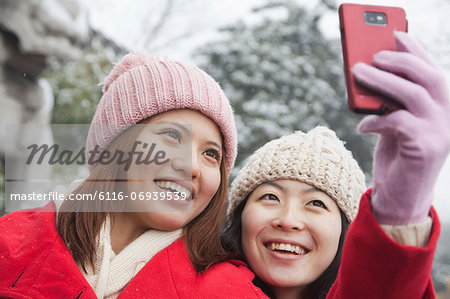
{"left": 145, "top": 213, "right": 190, "bottom": 231}
{"left": 159, "top": 219, "right": 189, "bottom": 231}
{"left": 264, "top": 273, "right": 306, "bottom": 288}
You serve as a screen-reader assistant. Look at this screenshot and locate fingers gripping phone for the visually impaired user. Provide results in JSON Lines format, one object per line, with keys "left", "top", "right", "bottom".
{"left": 339, "top": 4, "right": 408, "bottom": 114}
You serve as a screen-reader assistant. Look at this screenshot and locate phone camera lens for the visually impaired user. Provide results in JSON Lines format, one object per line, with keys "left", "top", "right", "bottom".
{"left": 364, "top": 12, "right": 387, "bottom": 26}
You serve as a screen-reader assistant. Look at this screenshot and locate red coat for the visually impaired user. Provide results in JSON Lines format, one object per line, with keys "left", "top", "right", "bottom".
{"left": 0, "top": 189, "right": 440, "bottom": 298}
{"left": 0, "top": 202, "right": 265, "bottom": 298}
{"left": 328, "top": 189, "right": 440, "bottom": 299}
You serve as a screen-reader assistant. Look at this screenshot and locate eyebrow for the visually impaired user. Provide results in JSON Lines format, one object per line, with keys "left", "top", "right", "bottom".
{"left": 156, "top": 121, "right": 190, "bottom": 134}
{"left": 260, "top": 181, "right": 322, "bottom": 194}
{"left": 260, "top": 181, "right": 287, "bottom": 191}
{"left": 304, "top": 185, "right": 322, "bottom": 194}
{"left": 156, "top": 121, "right": 222, "bottom": 150}
{"left": 205, "top": 140, "right": 222, "bottom": 150}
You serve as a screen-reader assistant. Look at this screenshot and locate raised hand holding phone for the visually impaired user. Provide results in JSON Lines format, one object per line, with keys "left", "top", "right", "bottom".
{"left": 354, "top": 31, "right": 450, "bottom": 225}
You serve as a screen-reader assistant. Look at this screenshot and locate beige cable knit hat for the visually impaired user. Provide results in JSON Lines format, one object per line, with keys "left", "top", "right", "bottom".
{"left": 229, "top": 126, "right": 366, "bottom": 222}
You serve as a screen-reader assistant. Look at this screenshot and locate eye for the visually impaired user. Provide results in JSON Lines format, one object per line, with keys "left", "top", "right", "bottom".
{"left": 260, "top": 193, "right": 279, "bottom": 202}
{"left": 204, "top": 149, "right": 221, "bottom": 161}
{"left": 160, "top": 129, "right": 182, "bottom": 143}
{"left": 307, "top": 200, "right": 327, "bottom": 209}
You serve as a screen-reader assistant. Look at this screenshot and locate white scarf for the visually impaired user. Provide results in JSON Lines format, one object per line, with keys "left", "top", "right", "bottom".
{"left": 84, "top": 218, "right": 181, "bottom": 299}
{"left": 53, "top": 181, "right": 182, "bottom": 299}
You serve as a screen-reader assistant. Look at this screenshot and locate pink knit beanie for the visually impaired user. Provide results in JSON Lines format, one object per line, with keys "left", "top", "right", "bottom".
{"left": 86, "top": 53, "right": 237, "bottom": 173}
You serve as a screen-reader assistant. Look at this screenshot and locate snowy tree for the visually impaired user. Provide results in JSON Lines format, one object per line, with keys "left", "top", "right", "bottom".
{"left": 0, "top": 160, "right": 4, "bottom": 216}
{"left": 44, "top": 31, "right": 123, "bottom": 124}
{"left": 197, "top": 0, "right": 375, "bottom": 177}
{"left": 433, "top": 222, "right": 450, "bottom": 294}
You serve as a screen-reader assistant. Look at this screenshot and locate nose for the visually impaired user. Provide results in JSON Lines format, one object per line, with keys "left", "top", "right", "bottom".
{"left": 272, "top": 206, "right": 305, "bottom": 231}
{"left": 190, "top": 153, "right": 200, "bottom": 179}
{"left": 172, "top": 150, "right": 200, "bottom": 179}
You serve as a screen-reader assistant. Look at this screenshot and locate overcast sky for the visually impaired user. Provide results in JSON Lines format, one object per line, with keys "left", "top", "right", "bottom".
{"left": 80, "top": 0, "right": 450, "bottom": 221}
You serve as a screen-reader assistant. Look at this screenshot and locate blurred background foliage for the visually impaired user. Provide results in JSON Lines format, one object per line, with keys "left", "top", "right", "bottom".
{"left": 196, "top": 0, "right": 375, "bottom": 177}
{"left": 0, "top": 160, "right": 4, "bottom": 214}
{"left": 42, "top": 0, "right": 376, "bottom": 181}
{"left": 44, "top": 42, "right": 116, "bottom": 124}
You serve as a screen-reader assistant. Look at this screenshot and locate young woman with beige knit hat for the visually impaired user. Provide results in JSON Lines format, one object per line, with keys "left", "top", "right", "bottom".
{"left": 222, "top": 32, "right": 450, "bottom": 298}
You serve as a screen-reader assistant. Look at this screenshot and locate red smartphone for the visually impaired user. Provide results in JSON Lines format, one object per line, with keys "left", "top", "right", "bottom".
{"left": 339, "top": 4, "right": 408, "bottom": 114}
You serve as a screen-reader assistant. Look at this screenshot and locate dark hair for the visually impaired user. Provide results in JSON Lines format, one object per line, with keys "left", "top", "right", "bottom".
{"left": 57, "top": 123, "right": 143, "bottom": 273}
{"left": 184, "top": 156, "right": 229, "bottom": 272}
{"left": 221, "top": 194, "right": 351, "bottom": 299}
{"left": 58, "top": 120, "right": 230, "bottom": 273}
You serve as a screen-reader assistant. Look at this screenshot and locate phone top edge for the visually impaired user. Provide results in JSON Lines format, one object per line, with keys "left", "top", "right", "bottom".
{"left": 339, "top": 3, "right": 406, "bottom": 15}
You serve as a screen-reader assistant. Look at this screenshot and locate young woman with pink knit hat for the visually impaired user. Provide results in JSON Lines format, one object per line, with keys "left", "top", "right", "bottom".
{"left": 0, "top": 53, "right": 256, "bottom": 298}
{"left": 222, "top": 32, "right": 449, "bottom": 298}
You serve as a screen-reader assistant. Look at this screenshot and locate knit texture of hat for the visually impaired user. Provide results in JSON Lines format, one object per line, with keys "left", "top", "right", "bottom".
{"left": 86, "top": 53, "right": 237, "bottom": 173}
{"left": 229, "top": 126, "right": 366, "bottom": 222}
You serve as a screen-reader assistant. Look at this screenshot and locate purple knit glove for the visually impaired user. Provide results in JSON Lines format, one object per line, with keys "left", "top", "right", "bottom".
{"left": 353, "top": 31, "right": 450, "bottom": 225}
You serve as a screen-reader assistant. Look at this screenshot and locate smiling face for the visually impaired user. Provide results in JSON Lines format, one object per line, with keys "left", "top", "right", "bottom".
{"left": 241, "top": 179, "right": 342, "bottom": 297}
{"left": 120, "top": 109, "right": 223, "bottom": 233}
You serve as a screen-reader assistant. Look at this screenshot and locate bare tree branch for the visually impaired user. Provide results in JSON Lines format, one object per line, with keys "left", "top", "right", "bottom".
{"left": 141, "top": 0, "right": 175, "bottom": 49}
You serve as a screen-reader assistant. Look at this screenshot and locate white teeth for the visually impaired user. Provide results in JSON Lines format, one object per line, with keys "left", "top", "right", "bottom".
{"left": 267, "top": 242, "right": 308, "bottom": 255}
{"left": 155, "top": 180, "right": 192, "bottom": 199}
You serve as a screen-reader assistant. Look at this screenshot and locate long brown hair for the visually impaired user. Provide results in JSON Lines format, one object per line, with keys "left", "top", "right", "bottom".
{"left": 57, "top": 121, "right": 229, "bottom": 273}
{"left": 183, "top": 157, "right": 228, "bottom": 272}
